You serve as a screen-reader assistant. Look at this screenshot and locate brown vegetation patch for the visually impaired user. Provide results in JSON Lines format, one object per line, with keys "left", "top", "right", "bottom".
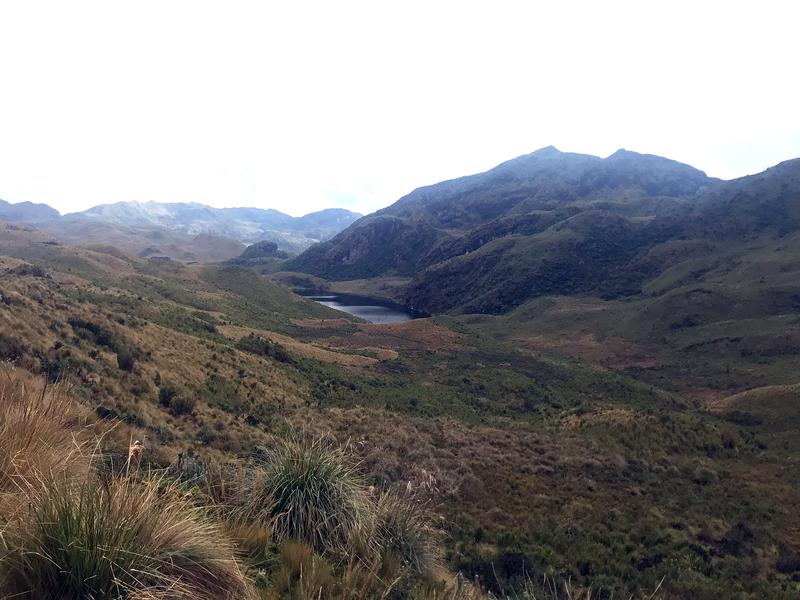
{"left": 328, "top": 318, "right": 466, "bottom": 352}
{"left": 287, "top": 406, "right": 624, "bottom": 531}
{"left": 218, "top": 324, "right": 379, "bottom": 368}
{"left": 708, "top": 383, "right": 800, "bottom": 413}
{"left": 512, "top": 333, "right": 661, "bottom": 369}
{"left": 561, "top": 407, "right": 645, "bottom": 429}
{"left": 291, "top": 317, "right": 356, "bottom": 329}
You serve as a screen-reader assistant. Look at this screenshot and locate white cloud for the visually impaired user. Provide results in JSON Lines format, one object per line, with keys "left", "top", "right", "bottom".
{"left": 0, "top": 1, "right": 798, "bottom": 216}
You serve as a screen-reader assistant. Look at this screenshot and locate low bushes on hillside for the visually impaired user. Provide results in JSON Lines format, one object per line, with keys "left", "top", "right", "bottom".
{"left": 236, "top": 332, "right": 295, "bottom": 364}
{"left": 0, "top": 366, "right": 462, "bottom": 599}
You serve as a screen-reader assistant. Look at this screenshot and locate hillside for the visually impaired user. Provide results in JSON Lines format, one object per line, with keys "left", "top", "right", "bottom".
{"left": 287, "top": 150, "right": 800, "bottom": 316}
{"left": 285, "top": 148, "right": 717, "bottom": 288}
{"left": 1, "top": 222, "right": 800, "bottom": 597}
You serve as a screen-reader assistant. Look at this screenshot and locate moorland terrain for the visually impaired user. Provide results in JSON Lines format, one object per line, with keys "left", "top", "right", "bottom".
{"left": 1, "top": 148, "right": 799, "bottom": 599}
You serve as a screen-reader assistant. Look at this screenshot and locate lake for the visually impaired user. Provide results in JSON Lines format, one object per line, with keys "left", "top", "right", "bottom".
{"left": 298, "top": 291, "right": 426, "bottom": 324}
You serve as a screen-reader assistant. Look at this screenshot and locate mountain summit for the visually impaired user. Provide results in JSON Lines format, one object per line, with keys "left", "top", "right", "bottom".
{"left": 286, "top": 147, "right": 718, "bottom": 300}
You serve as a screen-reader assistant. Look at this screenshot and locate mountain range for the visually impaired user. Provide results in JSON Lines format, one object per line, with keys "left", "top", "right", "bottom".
{"left": 286, "top": 147, "right": 800, "bottom": 314}
{"left": 0, "top": 199, "right": 361, "bottom": 257}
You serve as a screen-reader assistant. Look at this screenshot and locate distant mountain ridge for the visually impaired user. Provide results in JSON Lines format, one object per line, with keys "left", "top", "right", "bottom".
{"left": 68, "top": 202, "right": 361, "bottom": 252}
{"left": 0, "top": 198, "right": 361, "bottom": 255}
{"left": 0, "top": 198, "right": 60, "bottom": 224}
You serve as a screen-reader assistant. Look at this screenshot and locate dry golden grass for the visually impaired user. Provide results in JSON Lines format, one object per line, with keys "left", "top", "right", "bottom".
{"left": 509, "top": 333, "right": 660, "bottom": 370}
{"left": 709, "top": 382, "right": 800, "bottom": 412}
{"left": 0, "top": 367, "right": 90, "bottom": 499}
{"left": 0, "top": 368, "right": 253, "bottom": 600}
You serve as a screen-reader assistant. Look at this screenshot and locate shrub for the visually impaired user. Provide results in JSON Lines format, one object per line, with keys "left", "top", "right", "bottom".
{"left": 170, "top": 395, "right": 196, "bottom": 416}
{"left": 159, "top": 383, "right": 179, "bottom": 406}
{"left": 257, "top": 436, "right": 370, "bottom": 554}
{"left": 776, "top": 545, "right": 800, "bottom": 574}
{"left": 0, "top": 333, "right": 28, "bottom": 363}
{"left": 236, "top": 333, "right": 295, "bottom": 364}
{"left": 116, "top": 348, "right": 136, "bottom": 372}
{"left": 0, "top": 476, "right": 249, "bottom": 600}
{"left": 10, "top": 263, "right": 47, "bottom": 278}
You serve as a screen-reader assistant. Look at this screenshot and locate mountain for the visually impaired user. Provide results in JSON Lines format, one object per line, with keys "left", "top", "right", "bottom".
{"left": 404, "top": 159, "right": 800, "bottom": 313}
{"left": 3, "top": 202, "right": 800, "bottom": 597}
{"left": 285, "top": 147, "right": 721, "bottom": 308}
{"left": 0, "top": 198, "right": 60, "bottom": 224}
{"left": 68, "top": 201, "right": 361, "bottom": 252}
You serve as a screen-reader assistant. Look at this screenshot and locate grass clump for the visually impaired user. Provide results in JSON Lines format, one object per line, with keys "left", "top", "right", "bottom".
{"left": 257, "top": 435, "right": 371, "bottom": 555}
{"left": 0, "top": 367, "right": 251, "bottom": 600}
{"left": 1, "top": 476, "right": 248, "bottom": 600}
{"left": 0, "top": 368, "right": 87, "bottom": 498}
{"left": 376, "top": 490, "right": 443, "bottom": 577}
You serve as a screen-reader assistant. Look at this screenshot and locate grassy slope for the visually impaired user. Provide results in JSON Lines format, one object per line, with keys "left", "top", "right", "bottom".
{"left": 1, "top": 230, "right": 799, "bottom": 597}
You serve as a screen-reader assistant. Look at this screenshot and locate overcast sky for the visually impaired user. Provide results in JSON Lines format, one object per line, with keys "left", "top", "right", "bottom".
{"left": 0, "top": 1, "right": 798, "bottom": 217}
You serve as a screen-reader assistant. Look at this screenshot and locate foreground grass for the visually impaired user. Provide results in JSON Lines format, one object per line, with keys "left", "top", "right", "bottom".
{"left": 0, "top": 367, "right": 457, "bottom": 599}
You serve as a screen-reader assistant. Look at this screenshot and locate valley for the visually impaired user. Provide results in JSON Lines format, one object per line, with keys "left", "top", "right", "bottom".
{"left": 1, "top": 148, "right": 799, "bottom": 598}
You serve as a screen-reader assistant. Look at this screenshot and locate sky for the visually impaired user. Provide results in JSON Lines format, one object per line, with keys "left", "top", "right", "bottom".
{"left": 0, "top": 1, "right": 798, "bottom": 217}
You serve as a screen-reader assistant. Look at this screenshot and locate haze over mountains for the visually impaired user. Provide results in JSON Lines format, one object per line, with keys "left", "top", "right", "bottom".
{"left": 0, "top": 198, "right": 361, "bottom": 258}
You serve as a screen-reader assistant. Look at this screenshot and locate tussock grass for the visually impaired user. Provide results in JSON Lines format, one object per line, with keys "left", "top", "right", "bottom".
{"left": 257, "top": 435, "right": 371, "bottom": 555}
{"left": 376, "top": 490, "right": 442, "bottom": 576}
{"left": 1, "top": 475, "right": 249, "bottom": 600}
{"left": 0, "top": 367, "right": 88, "bottom": 499}
{"left": 0, "top": 366, "right": 457, "bottom": 599}
{"left": 0, "top": 367, "right": 251, "bottom": 600}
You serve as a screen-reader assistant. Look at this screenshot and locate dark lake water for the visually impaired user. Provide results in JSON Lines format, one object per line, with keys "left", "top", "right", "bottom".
{"left": 298, "top": 291, "right": 426, "bottom": 324}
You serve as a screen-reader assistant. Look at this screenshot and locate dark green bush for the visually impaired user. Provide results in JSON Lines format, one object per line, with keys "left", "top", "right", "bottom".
{"left": 116, "top": 349, "right": 135, "bottom": 372}
{"left": 170, "top": 395, "right": 196, "bottom": 416}
{"left": 159, "top": 384, "right": 179, "bottom": 407}
{"left": 236, "top": 333, "right": 294, "bottom": 364}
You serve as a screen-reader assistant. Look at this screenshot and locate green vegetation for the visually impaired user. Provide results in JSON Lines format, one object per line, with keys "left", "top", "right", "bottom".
{"left": 237, "top": 332, "right": 295, "bottom": 364}
{"left": 0, "top": 368, "right": 460, "bottom": 599}
{"left": 255, "top": 436, "right": 370, "bottom": 554}
{"left": 2, "top": 477, "right": 247, "bottom": 600}
{"left": 3, "top": 153, "right": 800, "bottom": 598}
